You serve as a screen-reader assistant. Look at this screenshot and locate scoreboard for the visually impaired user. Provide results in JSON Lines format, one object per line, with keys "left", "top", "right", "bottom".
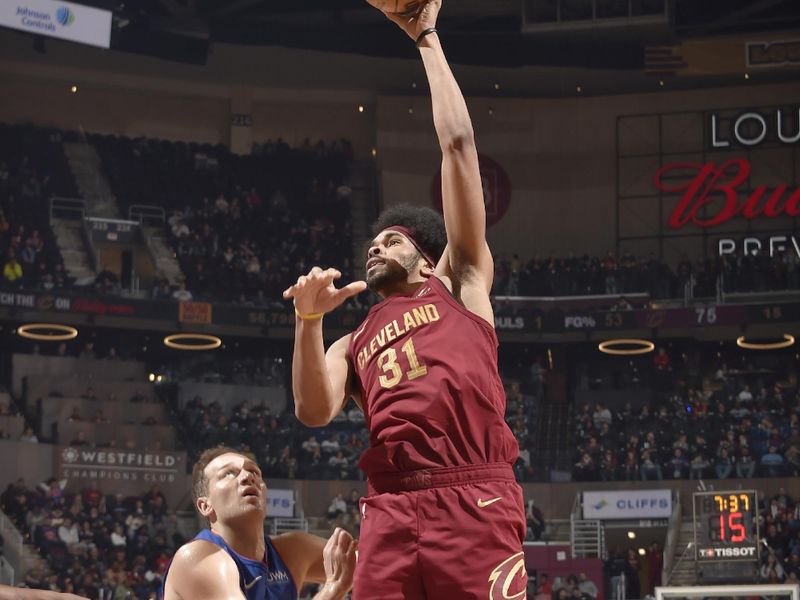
{"left": 693, "top": 491, "right": 760, "bottom": 562}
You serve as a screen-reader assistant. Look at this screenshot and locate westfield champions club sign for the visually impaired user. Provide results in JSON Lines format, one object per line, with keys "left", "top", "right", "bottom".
{"left": 653, "top": 105, "right": 800, "bottom": 257}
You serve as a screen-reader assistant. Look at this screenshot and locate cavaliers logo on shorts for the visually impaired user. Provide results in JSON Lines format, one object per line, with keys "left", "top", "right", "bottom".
{"left": 488, "top": 552, "right": 527, "bottom": 599}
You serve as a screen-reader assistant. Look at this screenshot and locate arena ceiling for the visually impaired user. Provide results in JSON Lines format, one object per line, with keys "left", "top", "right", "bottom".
{"left": 17, "top": 0, "right": 800, "bottom": 94}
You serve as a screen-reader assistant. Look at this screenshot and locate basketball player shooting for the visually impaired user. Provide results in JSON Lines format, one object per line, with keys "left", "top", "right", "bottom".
{"left": 283, "top": 0, "right": 528, "bottom": 598}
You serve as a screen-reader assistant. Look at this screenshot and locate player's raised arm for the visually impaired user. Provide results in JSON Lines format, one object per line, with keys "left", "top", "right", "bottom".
{"left": 385, "top": 0, "right": 493, "bottom": 293}
{"left": 282, "top": 267, "right": 366, "bottom": 427}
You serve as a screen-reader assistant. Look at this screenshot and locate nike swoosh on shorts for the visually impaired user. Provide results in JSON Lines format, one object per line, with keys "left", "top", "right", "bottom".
{"left": 477, "top": 497, "right": 502, "bottom": 508}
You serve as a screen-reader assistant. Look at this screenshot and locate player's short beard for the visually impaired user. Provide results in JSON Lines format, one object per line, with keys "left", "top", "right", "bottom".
{"left": 366, "top": 253, "right": 421, "bottom": 293}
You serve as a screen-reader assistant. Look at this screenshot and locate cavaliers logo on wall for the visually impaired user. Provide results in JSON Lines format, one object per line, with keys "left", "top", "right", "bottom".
{"left": 432, "top": 153, "right": 512, "bottom": 227}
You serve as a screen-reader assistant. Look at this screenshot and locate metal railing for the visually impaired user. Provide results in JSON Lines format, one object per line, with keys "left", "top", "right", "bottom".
{"left": 665, "top": 538, "right": 696, "bottom": 586}
{"left": 661, "top": 490, "right": 682, "bottom": 585}
{"left": 0, "top": 509, "right": 24, "bottom": 583}
{"left": 129, "top": 204, "right": 166, "bottom": 227}
{"left": 49, "top": 196, "right": 85, "bottom": 222}
{"left": 269, "top": 517, "right": 308, "bottom": 535}
{"left": 683, "top": 274, "right": 695, "bottom": 306}
{"left": 569, "top": 494, "right": 606, "bottom": 558}
{"left": 81, "top": 216, "right": 98, "bottom": 274}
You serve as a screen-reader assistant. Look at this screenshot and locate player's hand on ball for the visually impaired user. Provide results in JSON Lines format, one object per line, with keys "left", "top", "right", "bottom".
{"left": 322, "top": 528, "right": 358, "bottom": 595}
{"left": 383, "top": 0, "right": 441, "bottom": 42}
{"left": 283, "top": 267, "right": 366, "bottom": 317}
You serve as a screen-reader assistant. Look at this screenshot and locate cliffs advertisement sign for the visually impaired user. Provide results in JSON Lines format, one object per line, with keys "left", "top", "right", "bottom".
{"left": 583, "top": 490, "right": 672, "bottom": 520}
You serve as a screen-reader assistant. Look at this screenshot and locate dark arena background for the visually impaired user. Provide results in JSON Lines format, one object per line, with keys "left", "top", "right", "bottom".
{"left": 0, "top": 0, "right": 799, "bottom": 598}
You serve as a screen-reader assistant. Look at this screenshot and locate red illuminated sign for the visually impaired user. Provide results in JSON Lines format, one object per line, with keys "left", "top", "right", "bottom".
{"left": 655, "top": 158, "right": 800, "bottom": 229}
{"left": 432, "top": 153, "right": 511, "bottom": 228}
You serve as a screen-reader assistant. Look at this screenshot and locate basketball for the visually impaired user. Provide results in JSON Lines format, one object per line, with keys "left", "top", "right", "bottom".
{"left": 365, "top": 0, "right": 422, "bottom": 17}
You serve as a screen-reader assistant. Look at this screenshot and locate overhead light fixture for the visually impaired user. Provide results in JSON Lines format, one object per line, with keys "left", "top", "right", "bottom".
{"left": 638, "top": 548, "right": 646, "bottom": 556}
{"left": 148, "top": 373, "right": 155, "bottom": 382}
{"left": 736, "top": 334, "right": 794, "bottom": 351}
{"left": 628, "top": 531, "right": 636, "bottom": 539}
{"left": 70, "top": 85, "right": 78, "bottom": 93}
{"left": 17, "top": 323, "right": 78, "bottom": 341}
{"left": 598, "top": 339, "right": 655, "bottom": 356}
{"left": 163, "top": 333, "right": 222, "bottom": 351}
{"left": 357, "top": 105, "right": 365, "bottom": 113}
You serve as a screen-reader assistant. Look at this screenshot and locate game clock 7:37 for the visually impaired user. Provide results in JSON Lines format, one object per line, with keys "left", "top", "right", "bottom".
{"left": 693, "top": 491, "right": 759, "bottom": 561}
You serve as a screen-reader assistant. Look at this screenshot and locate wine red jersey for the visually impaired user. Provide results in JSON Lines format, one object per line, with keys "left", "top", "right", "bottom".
{"left": 347, "top": 276, "right": 519, "bottom": 477}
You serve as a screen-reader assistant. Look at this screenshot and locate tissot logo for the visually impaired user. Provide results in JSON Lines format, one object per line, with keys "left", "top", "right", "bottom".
{"left": 700, "top": 546, "right": 756, "bottom": 558}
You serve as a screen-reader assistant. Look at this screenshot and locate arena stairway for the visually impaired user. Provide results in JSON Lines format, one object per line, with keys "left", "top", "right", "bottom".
{"left": 0, "top": 509, "right": 53, "bottom": 584}
{"left": 141, "top": 226, "right": 183, "bottom": 286}
{"left": 50, "top": 217, "right": 96, "bottom": 285}
{"left": 62, "top": 141, "right": 121, "bottom": 219}
{"left": 533, "top": 400, "right": 572, "bottom": 479}
{"left": 664, "top": 518, "right": 697, "bottom": 586}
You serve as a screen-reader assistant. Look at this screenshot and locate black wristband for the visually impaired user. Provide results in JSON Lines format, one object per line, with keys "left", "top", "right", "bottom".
{"left": 416, "top": 27, "right": 437, "bottom": 47}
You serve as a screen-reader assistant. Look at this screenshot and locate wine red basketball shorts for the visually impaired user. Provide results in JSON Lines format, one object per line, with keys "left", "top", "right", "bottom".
{"left": 353, "top": 463, "right": 528, "bottom": 600}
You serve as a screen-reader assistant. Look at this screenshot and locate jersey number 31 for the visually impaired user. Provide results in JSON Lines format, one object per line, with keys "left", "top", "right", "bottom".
{"left": 377, "top": 338, "right": 427, "bottom": 389}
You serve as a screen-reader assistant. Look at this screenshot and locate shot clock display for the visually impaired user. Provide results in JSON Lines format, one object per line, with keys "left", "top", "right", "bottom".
{"left": 693, "top": 490, "right": 759, "bottom": 562}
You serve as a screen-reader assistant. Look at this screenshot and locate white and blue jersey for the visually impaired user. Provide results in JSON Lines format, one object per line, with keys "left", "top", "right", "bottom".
{"left": 163, "top": 529, "right": 297, "bottom": 600}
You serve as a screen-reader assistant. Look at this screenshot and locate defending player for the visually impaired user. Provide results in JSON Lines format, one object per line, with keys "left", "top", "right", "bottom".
{"left": 283, "top": 1, "right": 527, "bottom": 598}
{"left": 162, "top": 447, "right": 356, "bottom": 600}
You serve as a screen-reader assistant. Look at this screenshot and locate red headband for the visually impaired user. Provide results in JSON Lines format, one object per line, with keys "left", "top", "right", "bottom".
{"left": 383, "top": 225, "right": 437, "bottom": 268}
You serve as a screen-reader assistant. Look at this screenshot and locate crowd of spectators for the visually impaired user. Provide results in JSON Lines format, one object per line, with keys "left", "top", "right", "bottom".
{"left": 5, "top": 124, "right": 799, "bottom": 307}
{"left": 603, "top": 544, "right": 663, "bottom": 600}
{"left": 493, "top": 249, "right": 800, "bottom": 299}
{"left": 325, "top": 489, "right": 362, "bottom": 539}
{"left": 1, "top": 478, "right": 183, "bottom": 599}
{"left": 531, "top": 570, "right": 605, "bottom": 600}
{"left": 572, "top": 347, "right": 800, "bottom": 482}
{"left": 172, "top": 372, "right": 542, "bottom": 484}
{"left": 0, "top": 124, "right": 75, "bottom": 292}
{"left": 758, "top": 488, "right": 800, "bottom": 584}
{"left": 175, "top": 394, "right": 369, "bottom": 482}
{"left": 91, "top": 133, "right": 355, "bottom": 304}
{"left": 160, "top": 353, "right": 286, "bottom": 387}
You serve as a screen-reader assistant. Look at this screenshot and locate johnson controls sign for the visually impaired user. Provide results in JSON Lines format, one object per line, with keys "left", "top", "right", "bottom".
{"left": 1, "top": 0, "right": 111, "bottom": 48}
{"left": 583, "top": 490, "right": 672, "bottom": 520}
